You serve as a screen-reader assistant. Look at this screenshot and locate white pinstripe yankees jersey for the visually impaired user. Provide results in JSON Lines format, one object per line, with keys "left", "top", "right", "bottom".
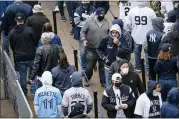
{"left": 61, "top": 87, "right": 93, "bottom": 114}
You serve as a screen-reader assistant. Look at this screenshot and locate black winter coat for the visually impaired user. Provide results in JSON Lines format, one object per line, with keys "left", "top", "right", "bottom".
{"left": 121, "top": 71, "right": 145, "bottom": 98}
{"left": 26, "top": 13, "right": 49, "bottom": 46}
{"left": 101, "top": 84, "right": 136, "bottom": 118}
{"left": 9, "top": 24, "right": 36, "bottom": 62}
{"left": 160, "top": 31, "right": 179, "bottom": 55}
{"left": 31, "top": 44, "right": 64, "bottom": 80}
{"left": 108, "top": 59, "right": 134, "bottom": 81}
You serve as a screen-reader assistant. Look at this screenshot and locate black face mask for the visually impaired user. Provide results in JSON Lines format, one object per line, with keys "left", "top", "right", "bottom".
{"left": 82, "top": 3, "right": 90, "bottom": 10}
{"left": 97, "top": 15, "right": 104, "bottom": 21}
{"left": 114, "top": 82, "right": 122, "bottom": 87}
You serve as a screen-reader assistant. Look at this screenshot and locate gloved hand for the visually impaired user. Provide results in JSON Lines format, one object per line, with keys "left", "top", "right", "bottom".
{"left": 103, "top": 57, "right": 109, "bottom": 64}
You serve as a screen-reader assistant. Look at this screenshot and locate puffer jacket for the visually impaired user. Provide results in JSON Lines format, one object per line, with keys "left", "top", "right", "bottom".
{"left": 31, "top": 44, "right": 64, "bottom": 80}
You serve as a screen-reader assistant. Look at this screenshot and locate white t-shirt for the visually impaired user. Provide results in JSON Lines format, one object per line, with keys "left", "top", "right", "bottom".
{"left": 61, "top": 87, "right": 93, "bottom": 114}
{"left": 127, "top": 6, "right": 156, "bottom": 44}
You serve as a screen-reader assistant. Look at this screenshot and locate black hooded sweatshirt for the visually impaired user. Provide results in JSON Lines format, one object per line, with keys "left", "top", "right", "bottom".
{"left": 9, "top": 24, "right": 36, "bottom": 62}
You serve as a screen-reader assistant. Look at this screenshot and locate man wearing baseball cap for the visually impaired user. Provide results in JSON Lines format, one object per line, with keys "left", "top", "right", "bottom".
{"left": 9, "top": 13, "right": 36, "bottom": 96}
{"left": 101, "top": 73, "right": 135, "bottom": 118}
{"left": 80, "top": 7, "right": 109, "bottom": 87}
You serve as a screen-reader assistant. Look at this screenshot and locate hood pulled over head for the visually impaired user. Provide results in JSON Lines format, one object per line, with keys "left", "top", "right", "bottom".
{"left": 147, "top": 80, "right": 158, "bottom": 95}
{"left": 71, "top": 72, "right": 83, "bottom": 87}
{"left": 167, "top": 87, "right": 179, "bottom": 105}
{"left": 110, "top": 24, "right": 121, "bottom": 38}
{"left": 40, "top": 71, "right": 53, "bottom": 86}
{"left": 152, "top": 17, "right": 164, "bottom": 31}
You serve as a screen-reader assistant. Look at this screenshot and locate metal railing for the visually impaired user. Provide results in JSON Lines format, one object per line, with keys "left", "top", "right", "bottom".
{"left": 0, "top": 46, "right": 33, "bottom": 118}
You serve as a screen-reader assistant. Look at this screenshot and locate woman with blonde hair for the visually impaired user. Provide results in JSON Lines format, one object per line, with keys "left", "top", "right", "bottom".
{"left": 154, "top": 43, "right": 178, "bottom": 101}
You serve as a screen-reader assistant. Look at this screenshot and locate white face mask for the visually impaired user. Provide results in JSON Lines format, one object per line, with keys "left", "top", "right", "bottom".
{"left": 121, "top": 68, "right": 129, "bottom": 75}
{"left": 153, "top": 91, "right": 161, "bottom": 97}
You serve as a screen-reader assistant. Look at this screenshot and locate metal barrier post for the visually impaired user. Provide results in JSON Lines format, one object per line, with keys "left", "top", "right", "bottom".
{"left": 52, "top": 11, "right": 57, "bottom": 34}
{"left": 73, "top": 50, "right": 78, "bottom": 71}
{"left": 94, "top": 91, "right": 98, "bottom": 118}
{"left": 141, "top": 58, "right": 146, "bottom": 91}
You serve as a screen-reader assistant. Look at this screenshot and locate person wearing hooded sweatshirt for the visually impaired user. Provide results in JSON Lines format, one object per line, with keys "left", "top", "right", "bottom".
{"left": 127, "top": 2, "right": 156, "bottom": 73}
{"left": 26, "top": 4, "right": 49, "bottom": 46}
{"left": 134, "top": 80, "right": 162, "bottom": 118}
{"left": 1, "top": 0, "right": 32, "bottom": 56}
{"left": 108, "top": 48, "right": 134, "bottom": 84}
{"left": 101, "top": 73, "right": 136, "bottom": 118}
{"left": 118, "top": 60, "right": 145, "bottom": 99}
{"left": 112, "top": 19, "right": 133, "bottom": 61}
{"left": 97, "top": 24, "right": 131, "bottom": 87}
{"left": 34, "top": 71, "right": 63, "bottom": 118}
{"left": 118, "top": 60, "right": 144, "bottom": 117}
{"left": 61, "top": 72, "right": 93, "bottom": 117}
{"left": 9, "top": 13, "right": 36, "bottom": 96}
{"left": 154, "top": 43, "right": 178, "bottom": 101}
{"left": 161, "top": 87, "right": 179, "bottom": 118}
{"left": 144, "top": 17, "right": 165, "bottom": 81}
{"left": 52, "top": 53, "right": 76, "bottom": 96}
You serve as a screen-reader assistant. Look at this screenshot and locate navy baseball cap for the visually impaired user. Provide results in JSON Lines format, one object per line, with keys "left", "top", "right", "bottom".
{"left": 95, "top": 7, "right": 105, "bottom": 15}
{"left": 15, "top": 13, "right": 25, "bottom": 21}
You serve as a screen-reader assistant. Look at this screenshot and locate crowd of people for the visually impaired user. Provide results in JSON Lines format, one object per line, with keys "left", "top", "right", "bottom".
{"left": 0, "top": 0, "right": 179, "bottom": 118}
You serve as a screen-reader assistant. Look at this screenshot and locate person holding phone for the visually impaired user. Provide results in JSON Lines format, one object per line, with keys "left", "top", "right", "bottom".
{"left": 101, "top": 73, "right": 136, "bottom": 118}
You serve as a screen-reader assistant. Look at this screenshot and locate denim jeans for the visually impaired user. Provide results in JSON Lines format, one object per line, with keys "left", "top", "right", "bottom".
{"left": 159, "top": 79, "right": 177, "bottom": 101}
{"left": 30, "top": 77, "right": 42, "bottom": 94}
{"left": 145, "top": 53, "right": 149, "bottom": 74}
{"left": 134, "top": 42, "right": 142, "bottom": 69}
{"left": 104, "top": 66, "right": 110, "bottom": 87}
{"left": 2, "top": 31, "right": 10, "bottom": 56}
{"left": 86, "top": 50, "right": 105, "bottom": 84}
{"left": 79, "top": 40, "right": 87, "bottom": 74}
{"left": 16, "top": 61, "right": 33, "bottom": 95}
{"left": 65, "top": 1, "right": 73, "bottom": 21}
{"left": 148, "top": 58, "right": 157, "bottom": 81}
